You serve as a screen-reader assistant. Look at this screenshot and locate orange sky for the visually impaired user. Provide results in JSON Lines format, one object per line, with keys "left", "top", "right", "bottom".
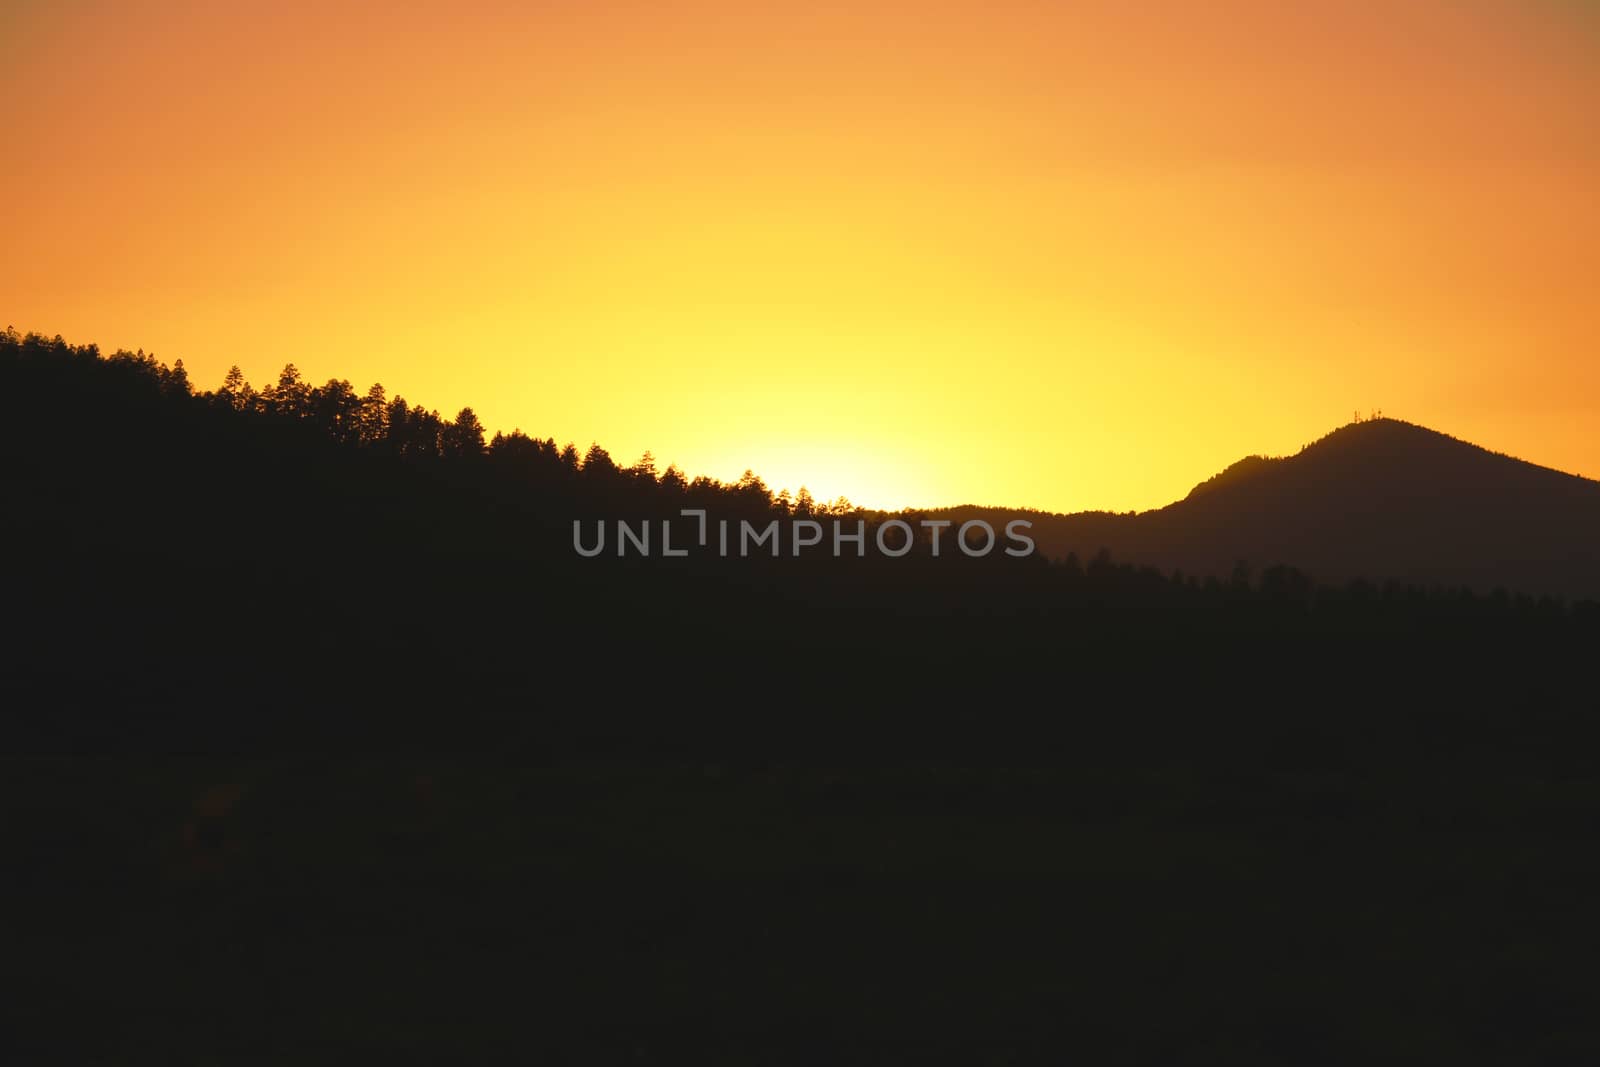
{"left": 5, "top": 0, "right": 1597, "bottom": 512}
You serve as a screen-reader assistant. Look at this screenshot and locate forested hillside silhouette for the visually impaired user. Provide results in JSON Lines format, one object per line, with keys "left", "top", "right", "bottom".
{"left": 6, "top": 326, "right": 1598, "bottom": 741}
{"left": 7, "top": 328, "right": 1600, "bottom": 1063}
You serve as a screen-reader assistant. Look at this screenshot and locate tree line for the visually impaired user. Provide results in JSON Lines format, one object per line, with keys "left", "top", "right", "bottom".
{"left": 37, "top": 330, "right": 855, "bottom": 517}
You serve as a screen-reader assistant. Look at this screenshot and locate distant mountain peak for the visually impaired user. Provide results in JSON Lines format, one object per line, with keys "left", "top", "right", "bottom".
{"left": 1000, "top": 416, "right": 1600, "bottom": 599}
{"left": 1182, "top": 416, "right": 1594, "bottom": 505}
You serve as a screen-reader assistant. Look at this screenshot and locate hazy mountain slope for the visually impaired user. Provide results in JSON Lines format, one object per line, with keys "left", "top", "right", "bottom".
{"left": 935, "top": 419, "right": 1600, "bottom": 600}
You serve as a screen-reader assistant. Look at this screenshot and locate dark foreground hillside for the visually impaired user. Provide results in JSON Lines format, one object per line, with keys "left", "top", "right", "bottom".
{"left": 5, "top": 332, "right": 1600, "bottom": 1063}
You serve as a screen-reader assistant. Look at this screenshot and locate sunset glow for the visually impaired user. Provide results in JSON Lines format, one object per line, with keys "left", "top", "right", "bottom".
{"left": 6, "top": 0, "right": 1597, "bottom": 512}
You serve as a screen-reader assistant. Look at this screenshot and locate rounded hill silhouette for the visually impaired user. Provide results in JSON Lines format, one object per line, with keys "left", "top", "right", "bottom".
{"left": 940, "top": 418, "right": 1600, "bottom": 600}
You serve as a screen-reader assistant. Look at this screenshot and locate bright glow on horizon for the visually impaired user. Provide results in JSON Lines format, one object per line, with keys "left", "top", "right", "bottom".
{"left": 4, "top": 0, "right": 1597, "bottom": 512}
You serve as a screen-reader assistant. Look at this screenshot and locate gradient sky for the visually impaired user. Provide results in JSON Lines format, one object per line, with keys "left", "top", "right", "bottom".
{"left": 5, "top": 0, "right": 1597, "bottom": 512}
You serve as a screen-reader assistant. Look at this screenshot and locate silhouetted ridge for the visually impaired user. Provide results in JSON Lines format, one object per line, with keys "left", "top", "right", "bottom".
{"left": 1183, "top": 454, "right": 1280, "bottom": 501}
{"left": 927, "top": 417, "right": 1600, "bottom": 600}
{"left": 6, "top": 326, "right": 1596, "bottom": 619}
